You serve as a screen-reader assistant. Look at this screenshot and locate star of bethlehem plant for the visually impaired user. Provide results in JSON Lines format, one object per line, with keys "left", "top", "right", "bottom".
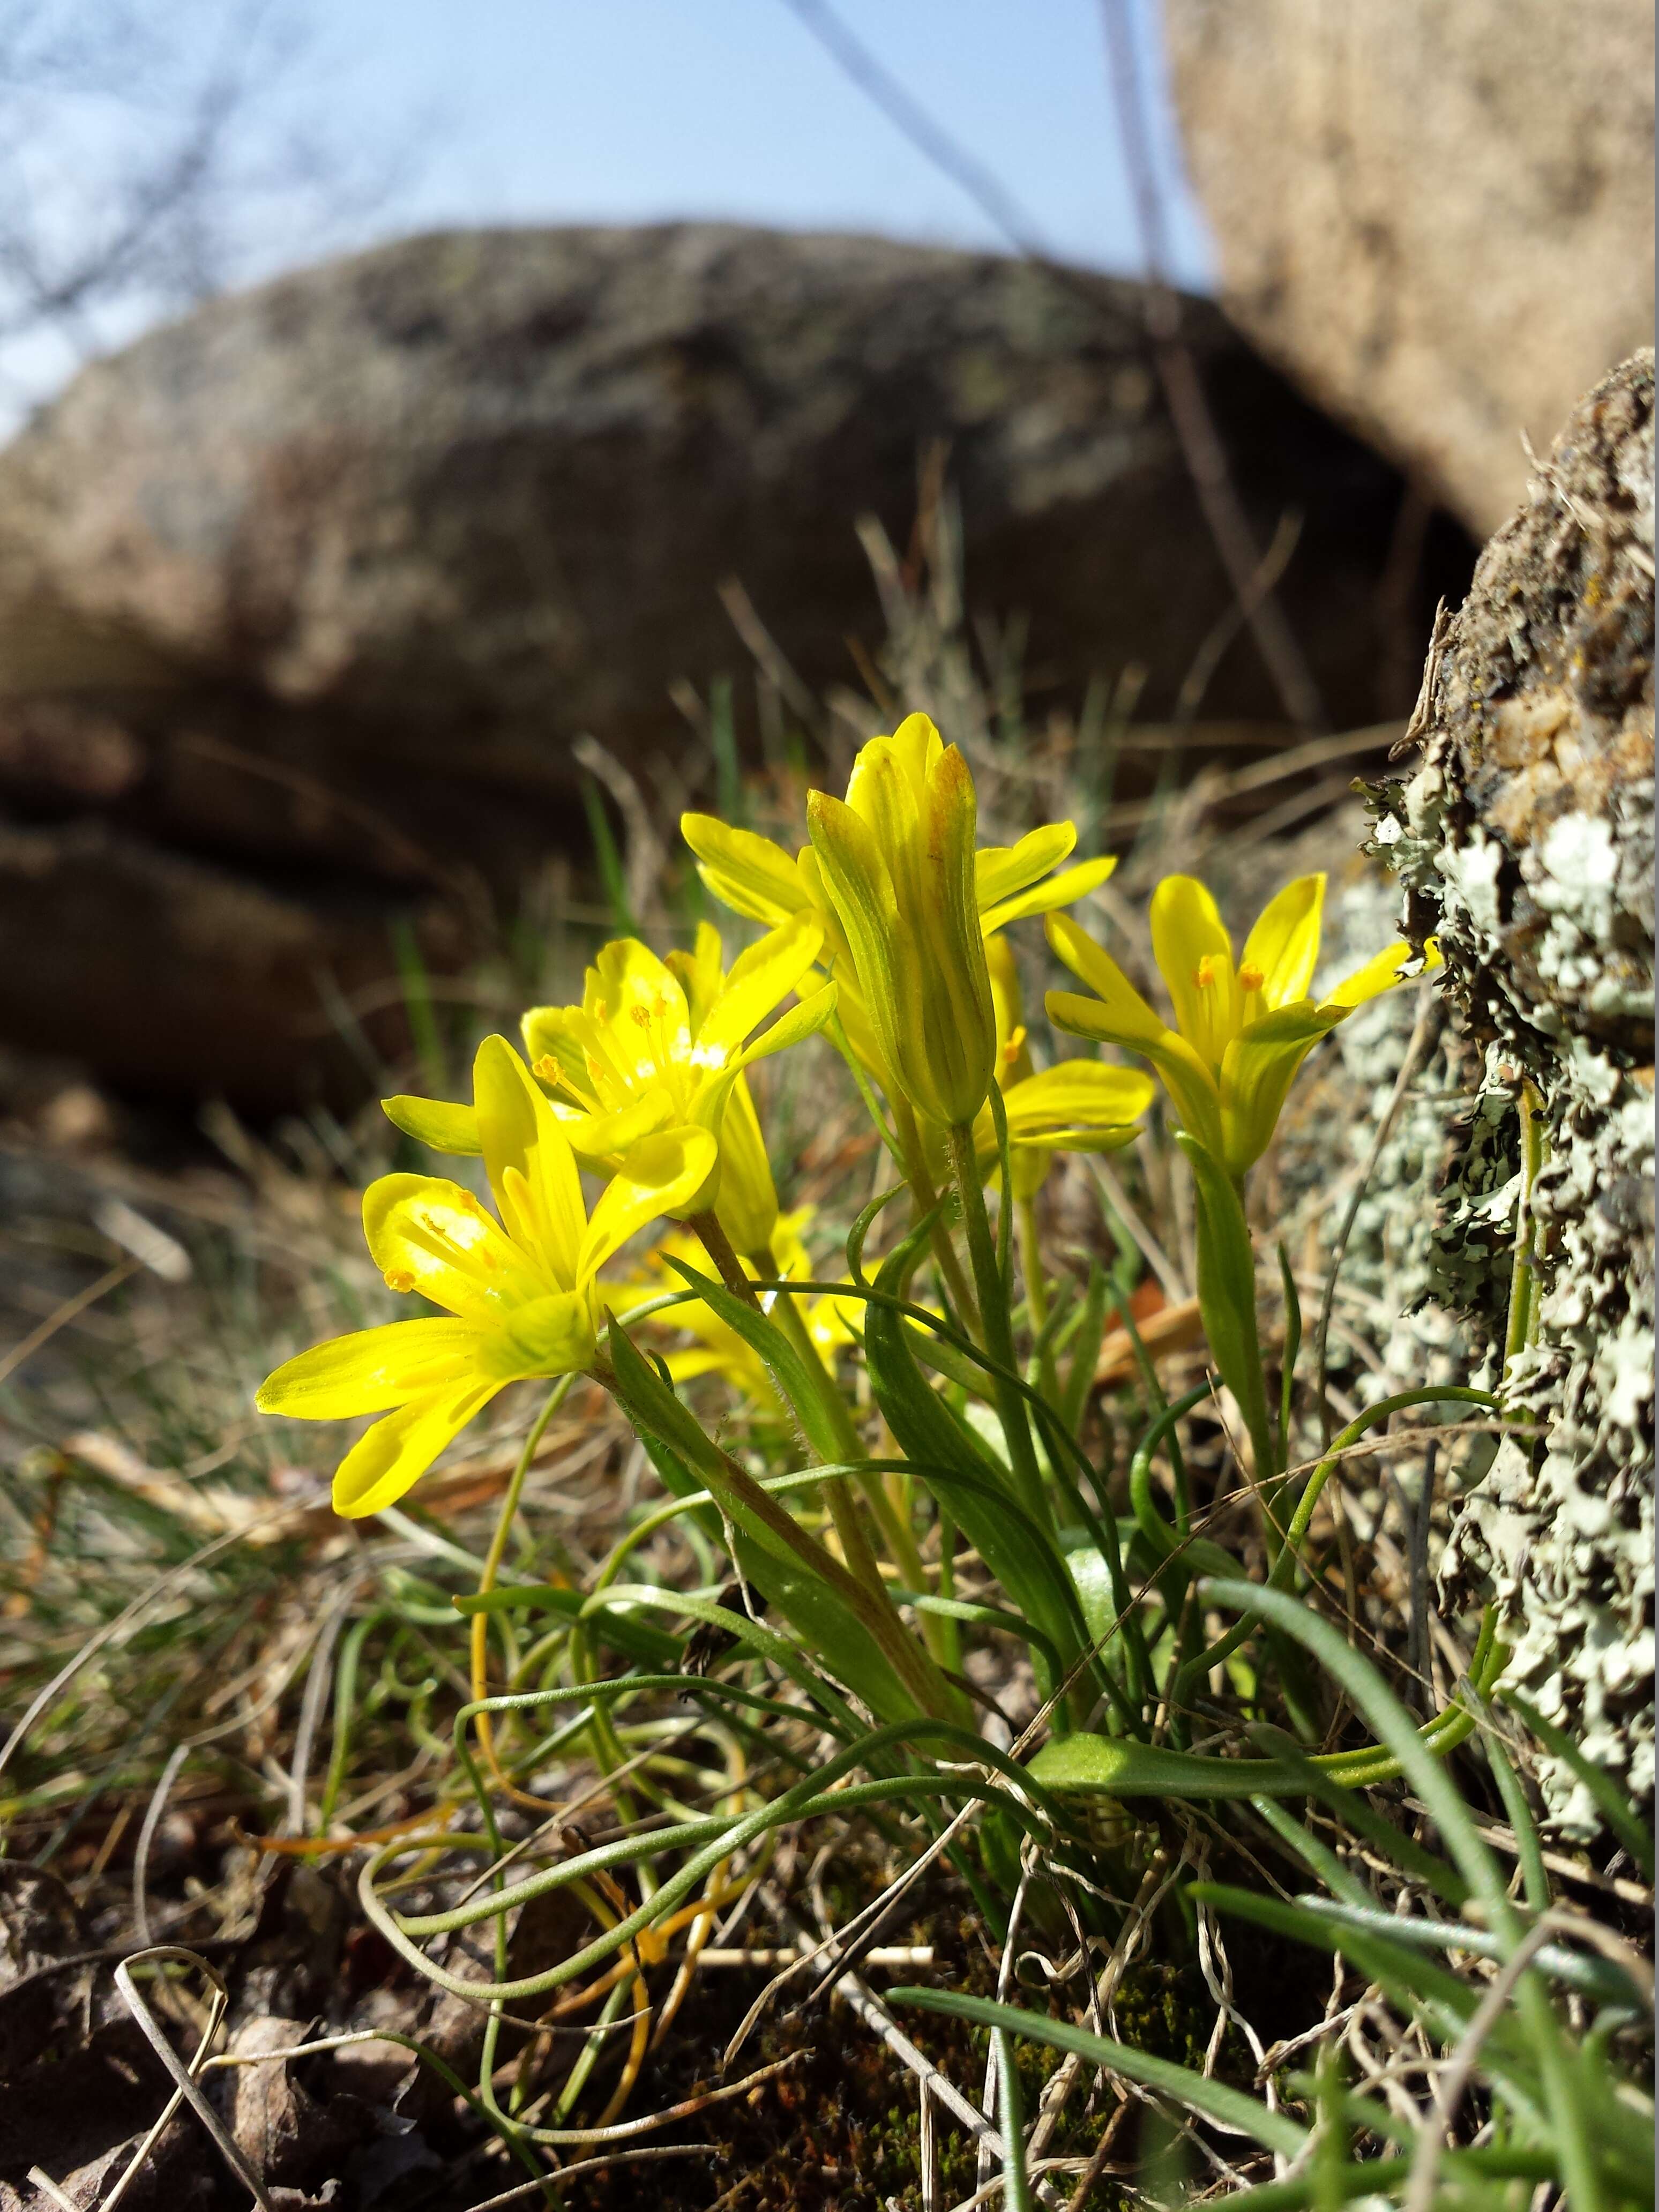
{"left": 256, "top": 707, "right": 1506, "bottom": 1976}
{"left": 245, "top": 705, "right": 1645, "bottom": 2199}
{"left": 1047, "top": 872, "right": 1440, "bottom": 1497}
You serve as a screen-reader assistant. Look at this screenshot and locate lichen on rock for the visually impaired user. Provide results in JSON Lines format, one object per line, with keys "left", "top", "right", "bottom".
{"left": 1366, "top": 349, "right": 1655, "bottom": 1833}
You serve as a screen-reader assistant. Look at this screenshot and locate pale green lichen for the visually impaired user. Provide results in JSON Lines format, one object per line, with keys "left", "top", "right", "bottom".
{"left": 1358, "top": 352, "right": 1655, "bottom": 1836}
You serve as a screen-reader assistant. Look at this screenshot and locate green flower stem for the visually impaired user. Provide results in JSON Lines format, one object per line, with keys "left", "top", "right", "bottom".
{"left": 1016, "top": 1193, "right": 1064, "bottom": 1421}
{"left": 751, "top": 1250, "right": 947, "bottom": 1667}
{"left": 687, "top": 1210, "right": 763, "bottom": 1311}
{"left": 946, "top": 1118, "right": 1049, "bottom": 1539}
{"left": 893, "top": 1096, "right": 981, "bottom": 1336}
{"left": 687, "top": 1211, "right": 900, "bottom": 1655}
{"left": 593, "top": 1345, "right": 954, "bottom": 1725}
{"left": 470, "top": 1374, "right": 578, "bottom": 1751}
{"left": 1174, "top": 1385, "right": 1499, "bottom": 1707}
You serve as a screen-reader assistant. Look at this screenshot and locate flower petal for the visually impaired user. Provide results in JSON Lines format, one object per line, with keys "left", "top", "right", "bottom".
{"left": 713, "top": 1071, "right": 780, "bottom": 1258}
{"left": 981, "top": 853, "right": 1116, "bottom": 936}
{"left": 472, "top": 1035, "right": 587, "bottom": 1286}
{"left": 806, "top": 789, "right": 905, "bottom": 1087}
{"left": 1150, "top": 875, "right": 1238, "bottom": 1070}
{"left": 579, "top": 1127, "right": 720, "bottom": 1279}
{"left": 696, "top": 913, "right": 825, "bottom": 1059}
{"left": 1045, "top": 989, "right": 1224, "bottom": 1154}
{"left": 1240, "top": 874, "right": 1325, "bottom": 1009}
{"left": 1321, "top": 937, "right": 1441, "bottom": 1011}
{"left": 381, "top": 1096, "right": 483, "bottom": 1154}
{"left": 592, "top": 937, "right": 692, "bottom": 1053}
{"left": 975, "top": 823, "right": 1076, "bottom": 912}
{"left": 681, "top": 813, "right": 816, "bottom": 928}
{"left": 519, "top": 1005, "right": 601, "bottom": 1108}
{"left": 1219, "top": 1005, "right": 1344, "bottom": 1175}
{"left": 1044, "top": 915, "right": 1165, "bottom": 1047}
{"left": 332, "top": 1379, "right": 504, "bottom": 1518}
{"left": 363, "top": 1174, "right": 550, "bottom": 1322}
{"left": 730, "top": 980, "right": 838, "bottom": 1072}
{"left": 665, "top": 921, "right": 726, "bottom": 1034}
{"left": 1000, "top": 1061, "right": 1156, "bottom": 1150}
{"left": 884, "top": 712, "right": 944, "bottom": 803}
{"left": 256, "top": 1318, "right": 486, "bottom": 1419}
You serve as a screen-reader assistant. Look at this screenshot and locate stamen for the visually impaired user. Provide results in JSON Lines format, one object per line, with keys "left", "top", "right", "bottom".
{"left": 1000, "top": 1023, "right": 1028, "bottom": 1068}
{"left": 384, "top": 1267, "right": 417, "bottom": 1294}
{"left": 1194, "top": 954, "right": 1224, "bottom": 990}
{"left": 1237, "top": 961, "right": 1265, "bottom": 993}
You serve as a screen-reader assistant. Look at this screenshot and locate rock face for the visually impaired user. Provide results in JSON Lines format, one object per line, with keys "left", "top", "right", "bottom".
{"left": 0, "top": 225, "right": 1464, "bottom": 744}
{"left": 1165, "top": 0, "right": 1655, "bottom": 537}
{"left": 0, "top": 223, "right": 1477, "bottom": 1110}
{"left": 1372, "top": 351, "right": 1654, "bottom": 1831}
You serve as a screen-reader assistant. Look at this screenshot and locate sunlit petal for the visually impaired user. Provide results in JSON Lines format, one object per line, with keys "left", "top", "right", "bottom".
{"left": 332, "top": 1380, "right": 504, "bottom": 1518}
{"left": 975, "top": 822, "right": 1076, "bottom": 911}
{"left": 1001, "top": 1061, "right": 1156, "bottom": 1148}
{"left": 665, "top": 921, "right": 727, "bottom": 1035}
{"left": 696, "top": 913, "right": 825, "bottom": 1058}
{"left": 1044, "top": 915, "right": 1165, "bottom": 1047}
{"left": 472, "top": 1035, "right": 587, "bottom": 1281}
{"left": 1240, "top": 875, "right": 1325, "bottom": 1009}
{"left": 363, "top": 1174, "right": 550, "bottom": 1322}
{"left": 981, "top": 854, "right": 1116, "bottom": 936}
{"left": 1322, "top": 937, "right": 1441, "bottom": 1010}
{"left": 1220, "top": 1005, "right": 1344, "bottom": 1175}
{"left": 713, "top": 1072, "right": 780, "bottom": 1258}
{"left": 380, "top": 1096, "right": 482, "bottom": 1154}
{"left": 680, "top": 813, "right": 814, "bottom": 928}
{"left": 256, "top": 1318, "right": 485, "bottom": 1419}
{"left": 579, "top": 1126, "right": 720, "bottom": 1279}
{"left": 1150, "top": 875, "right": 1238, "bottom": 1069}
{"left": 519, "top": 1005, "right": 600, "bottom": 1107}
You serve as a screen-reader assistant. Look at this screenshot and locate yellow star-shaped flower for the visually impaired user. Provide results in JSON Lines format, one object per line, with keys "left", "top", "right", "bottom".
{"left": 257, "top": 1037, "right": 713, "bottom": 1516}
{"left": 1046, "top": 874, "right": 1439, "bottom": 1179}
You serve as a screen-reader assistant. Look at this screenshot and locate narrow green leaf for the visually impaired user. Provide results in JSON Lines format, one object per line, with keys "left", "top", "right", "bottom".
{"left": 1176, "top": 1131, "right": 1276, "bottom": 1476}
{"left": 892, "top": 1987, "right": 1307, "bottom": 2157}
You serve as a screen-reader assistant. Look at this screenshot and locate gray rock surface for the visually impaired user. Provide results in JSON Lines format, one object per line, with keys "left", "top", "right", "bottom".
{"left": 1166, "top": 0, "right": 1655, "bottom": 536}
{"left": 1370, "top": 351, "right": 1654, "bottom": 1831}
{"left": 1, "top": 223, "right": 1464, "bottom": 752}
{"left": 0, "top": 223, "right": 1477, "bottom": 1109}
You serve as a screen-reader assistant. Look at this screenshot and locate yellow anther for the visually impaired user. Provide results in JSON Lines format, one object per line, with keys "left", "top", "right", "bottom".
{"left": 1237, "top": 961, "right": 1265, "bottom": 993}
{"left": 532, "top": 1054, "right": 560, "bottom": 1083}
{"left": 1000, "top": 1023, "right": 1028, "bottom": 1068}
{"left": 383, "top": 1267, "right": 417, "bottom": 1294}
{"left": 1194, "top": 954, "right": 1225, "bottom": 990}
{"left": 630, "top": 1003, "right": 653, "bottom": 1027}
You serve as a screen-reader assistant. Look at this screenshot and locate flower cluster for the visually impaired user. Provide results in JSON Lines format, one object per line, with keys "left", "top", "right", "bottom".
{"left": 259, "top": 711, "right": 1433, "bottom": 1518}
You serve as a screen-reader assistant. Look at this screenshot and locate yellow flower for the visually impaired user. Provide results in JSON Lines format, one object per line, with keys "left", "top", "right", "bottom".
{"left": 385, "top": 920, "right": 831, "bottom": 1245}
{"left": 257, "top": 1037, "right": 714, "bottom": 1518}
{"left": 804, "top": 714, "right": 993, "bottom": 1126}
{"left": 617, "top": 1207, "right": 858, "bottom": 1408}
{"left": 929, "top": 939, "right": 1154, "bottom": 1199}
{"left": 681, "top": 713, "right": 1115, "bottom": 1103}
{"left": 1046, "top": 874, "right": 1439, "bottom": 1179}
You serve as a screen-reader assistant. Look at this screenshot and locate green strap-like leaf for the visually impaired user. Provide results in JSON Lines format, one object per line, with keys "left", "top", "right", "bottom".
{"left": 892, "top": 1987, "right": 1307, "bottom": 2157}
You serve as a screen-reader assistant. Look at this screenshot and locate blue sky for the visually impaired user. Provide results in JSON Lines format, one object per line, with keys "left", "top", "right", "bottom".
{"left": 1, "top": 1, "right": 1211, "bottom": 428}
{"left": 339, "top": 0, "right": 1211, "bottom": 281}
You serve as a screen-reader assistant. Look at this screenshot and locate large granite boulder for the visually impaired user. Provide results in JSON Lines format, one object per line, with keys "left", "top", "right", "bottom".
{"left": 0, "top": 224, "right": 1475, "bottom": 1110}
{"left": 1166, "top": 0, "right": 1655, "bottom": 537}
